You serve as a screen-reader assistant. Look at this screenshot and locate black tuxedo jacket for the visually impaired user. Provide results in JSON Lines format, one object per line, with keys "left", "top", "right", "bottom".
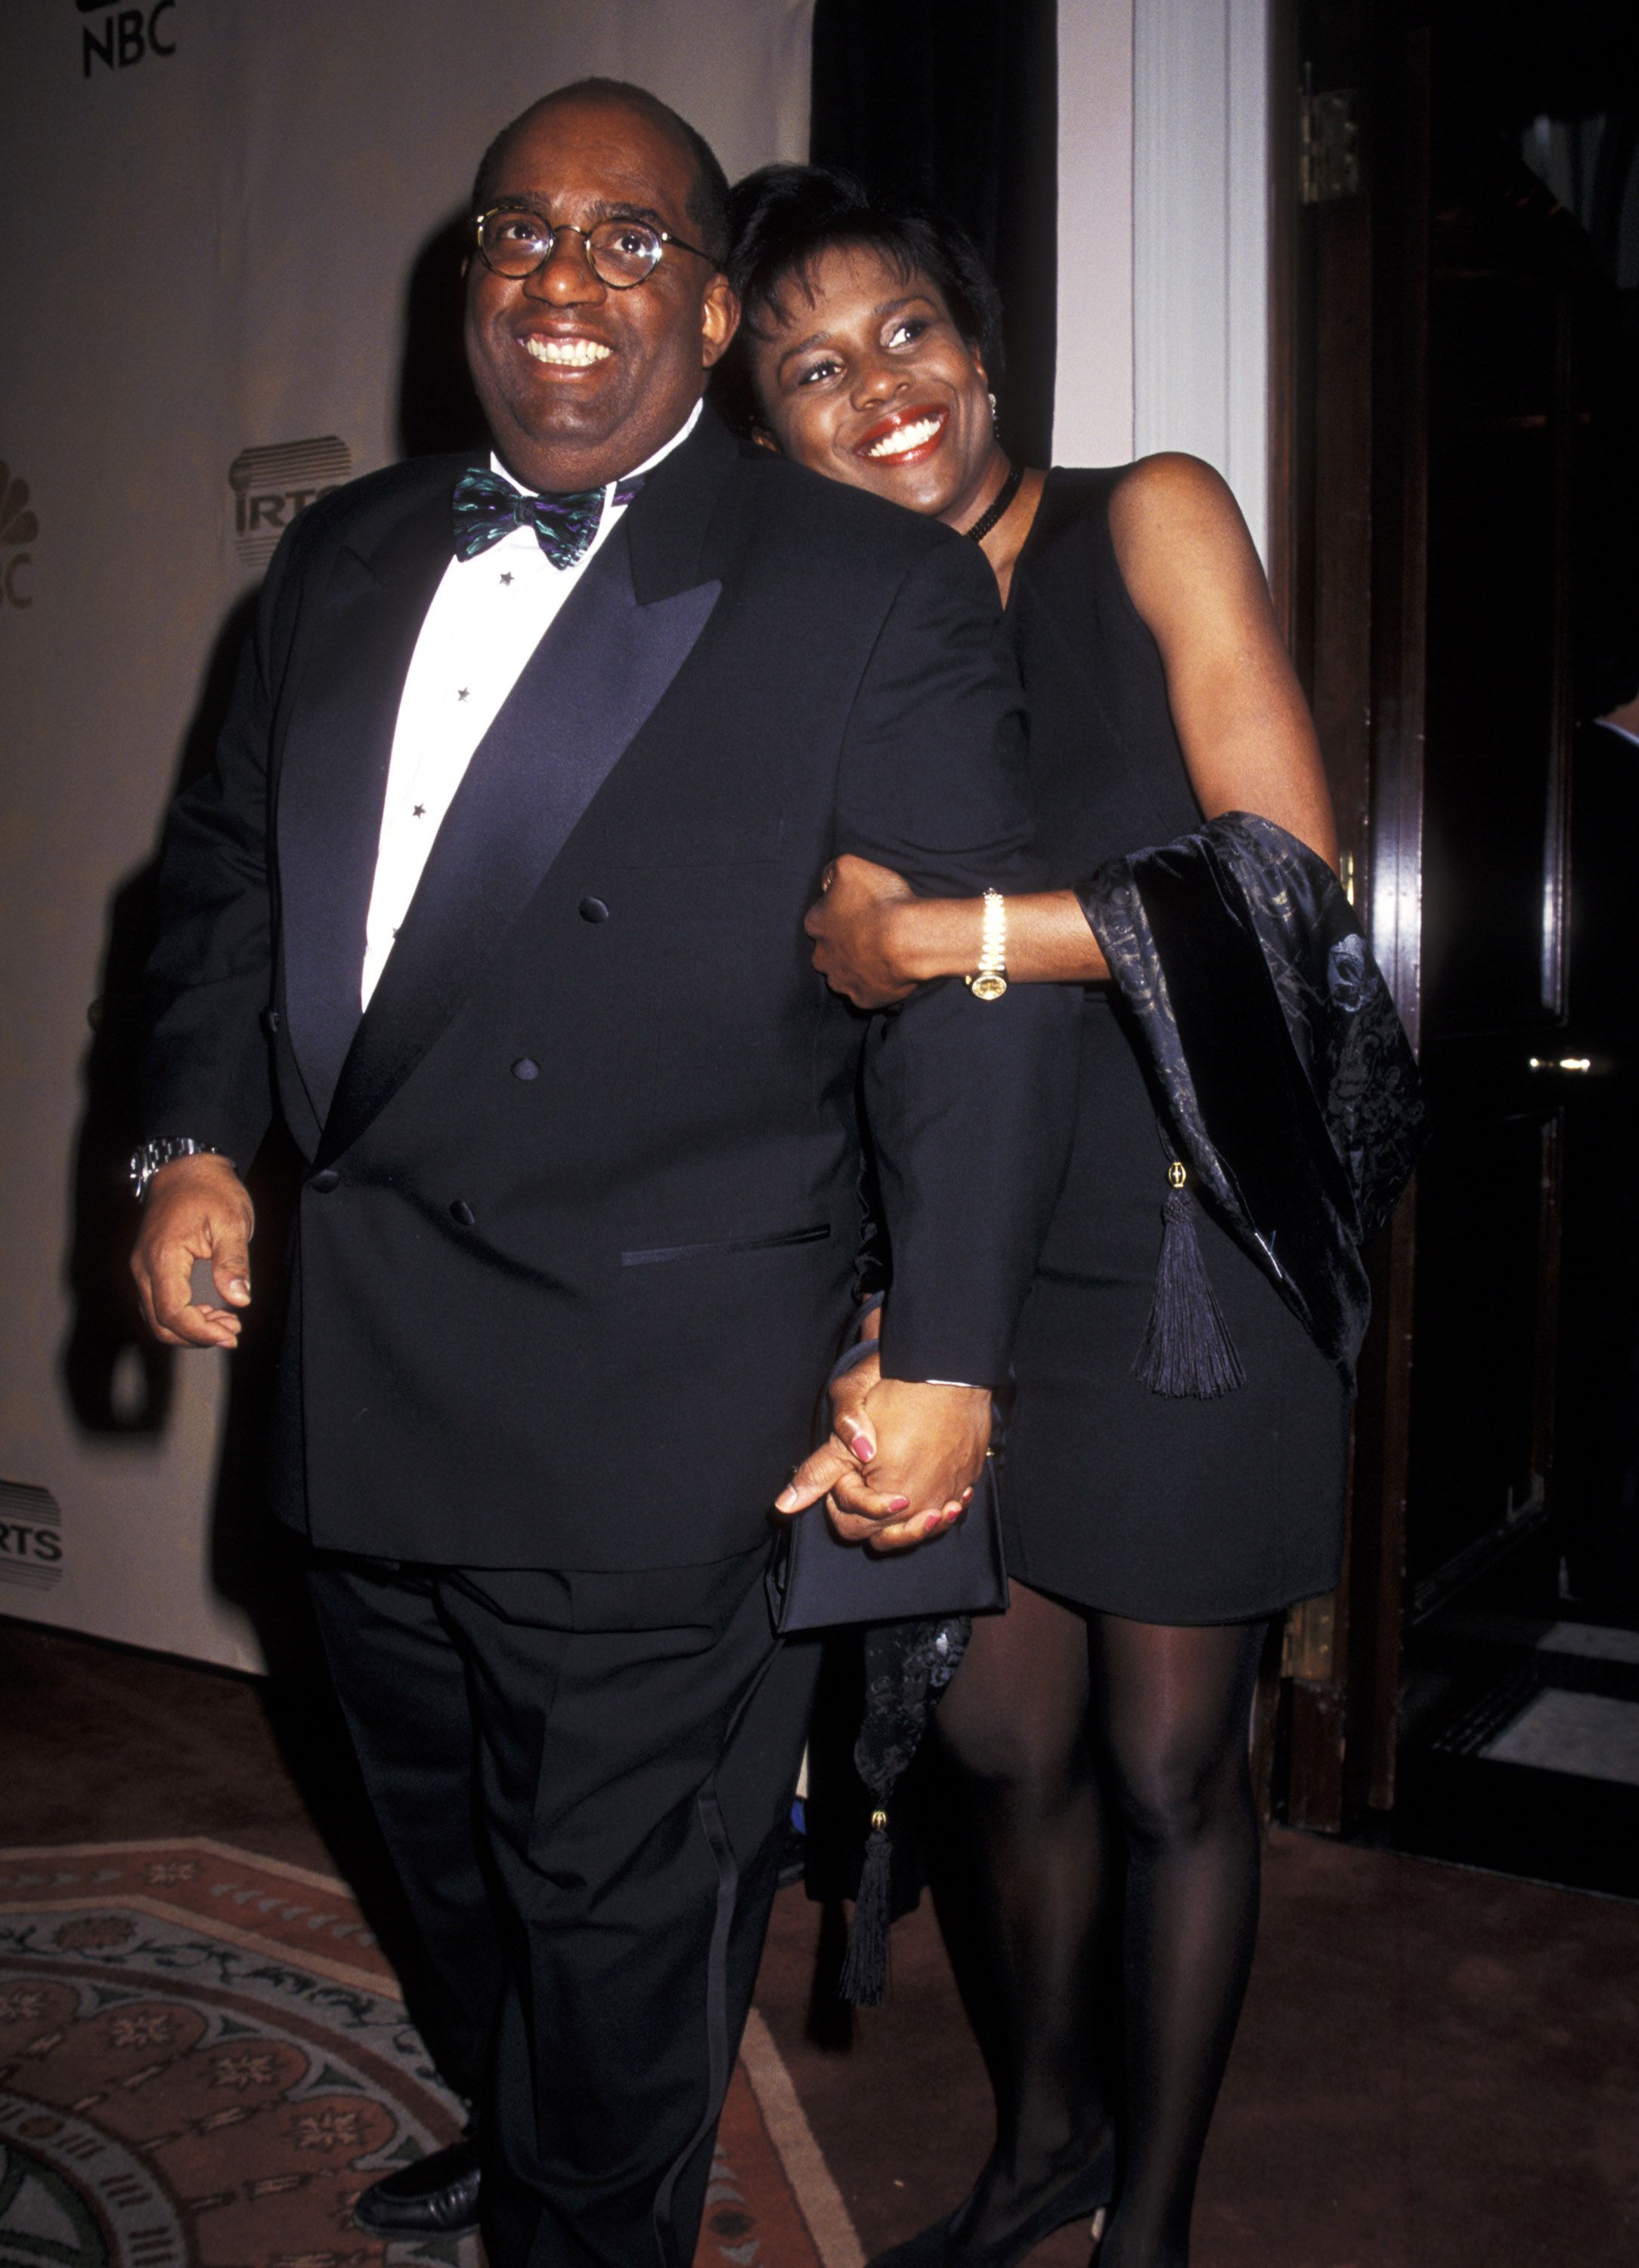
{"left": 141, "top": 410, "right": 1078, "bottom": 1567}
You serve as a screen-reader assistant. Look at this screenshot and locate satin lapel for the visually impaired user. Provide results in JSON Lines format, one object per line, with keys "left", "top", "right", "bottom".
{"left": 318, "top": 514, "right": 720, "bottom": 1164}
{"left": 276, "top": 478, "right": 460, "bottom": 1126}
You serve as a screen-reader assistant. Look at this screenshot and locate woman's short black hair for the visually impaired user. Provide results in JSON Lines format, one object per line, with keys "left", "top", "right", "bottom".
{"left": 719, "top": 163, "right": 1003, "bottom": 432}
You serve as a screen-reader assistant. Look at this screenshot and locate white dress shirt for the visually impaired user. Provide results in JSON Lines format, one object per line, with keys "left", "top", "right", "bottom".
{"left": 360, "top": 399, "right": 703, "bottom": 1008}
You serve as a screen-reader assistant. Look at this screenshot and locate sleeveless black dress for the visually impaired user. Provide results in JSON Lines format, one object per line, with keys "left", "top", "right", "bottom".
{"left": 999, "top": 469, "right": 1349, "bottom": 1624}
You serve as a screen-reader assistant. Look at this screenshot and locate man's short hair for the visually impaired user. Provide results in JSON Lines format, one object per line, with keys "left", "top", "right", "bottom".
{"left": 470, "top": 79, "right": 731, "bottom": 266}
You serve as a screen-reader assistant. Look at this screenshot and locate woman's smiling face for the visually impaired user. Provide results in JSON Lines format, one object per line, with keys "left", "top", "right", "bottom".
{"left": 745, "top": 242, "right": 999, "bottom": 523}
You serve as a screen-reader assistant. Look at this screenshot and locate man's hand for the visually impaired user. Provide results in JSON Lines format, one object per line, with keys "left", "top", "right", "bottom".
{"left": 777, "top": 1355, "right": 990, "bottom": 1553}
{"left": 131, "top": 1154, "right": 256, "bottom": 1349}
{"left": 776, "top": 1334, "right": 883, "bottom": 1528}
{"left": 804, "top": 854, "right": 918, "bottom": 1009}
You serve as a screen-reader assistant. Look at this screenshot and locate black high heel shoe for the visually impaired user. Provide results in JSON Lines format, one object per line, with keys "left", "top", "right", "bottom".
{"left": 866, "top": 2136, "right": 1117, "bottom": 2268}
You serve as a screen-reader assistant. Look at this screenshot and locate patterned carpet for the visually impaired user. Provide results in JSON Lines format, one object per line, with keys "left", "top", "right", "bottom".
{"left": 0, "top": 1839, "right": 857, "bottom": 2268}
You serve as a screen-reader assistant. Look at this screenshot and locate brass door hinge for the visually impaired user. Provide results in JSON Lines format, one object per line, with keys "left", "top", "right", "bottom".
{"left": 1300, "top": 89, "right": 1362, "bottom": 204}
{"left": 1281, "top": 1591, "right": 1337, "bottom": 1682}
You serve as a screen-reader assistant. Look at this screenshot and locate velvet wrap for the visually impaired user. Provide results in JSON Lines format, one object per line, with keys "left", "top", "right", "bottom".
{"left": 1080, "top": 811, "right": 1426, "bottom": 1383}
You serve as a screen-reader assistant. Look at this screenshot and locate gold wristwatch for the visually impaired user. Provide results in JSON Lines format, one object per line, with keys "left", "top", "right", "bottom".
{"left": 965, "top": 889, "right": 1008, "bottom": 1001}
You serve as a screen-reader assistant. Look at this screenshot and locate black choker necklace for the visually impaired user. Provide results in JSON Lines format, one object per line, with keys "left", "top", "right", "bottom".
{"left": 965, "top": 461, "right": 1024, "bottom": 547}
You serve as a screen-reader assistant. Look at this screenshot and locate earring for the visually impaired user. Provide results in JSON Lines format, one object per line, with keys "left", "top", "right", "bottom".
{"left": 987, "top": 391, "right": 999, "bottom": 433}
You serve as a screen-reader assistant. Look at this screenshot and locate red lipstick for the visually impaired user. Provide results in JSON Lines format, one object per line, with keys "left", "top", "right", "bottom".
{"left": 852, "top": 404, "right": 950, "bottom": 468}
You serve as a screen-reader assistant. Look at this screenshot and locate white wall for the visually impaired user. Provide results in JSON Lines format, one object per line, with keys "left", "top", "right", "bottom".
{"left": 1054, "top": 0, "right": 1136, "bottom": 466}
{"left": 0, "top": 0, "right": 813, "bottom": 1670}
{"left": 1056, "top": 0, "right": 1271, "bottom": 562}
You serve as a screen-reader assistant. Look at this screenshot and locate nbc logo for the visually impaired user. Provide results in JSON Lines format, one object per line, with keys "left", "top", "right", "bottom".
{"left": 79, "top": 1, "right": 178, "bottom": 79}
{"left": 0, "top": 463, "right": 36, "bottom": 609}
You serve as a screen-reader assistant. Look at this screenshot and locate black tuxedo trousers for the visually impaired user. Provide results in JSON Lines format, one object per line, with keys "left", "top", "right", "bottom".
{"left": 308, "top": 1545, "right": 819, "bottom": 2268}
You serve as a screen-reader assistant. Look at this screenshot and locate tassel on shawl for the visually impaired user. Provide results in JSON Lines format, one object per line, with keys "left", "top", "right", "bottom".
{"left": 835, "top": 1616, "right": 972, "bottom": 2006}
{"left": 1132, "top": 1164, "right": 1246, "bottom": 1399}
{"left": 835, "top": 1808, "right": 894, "bottom": 2006}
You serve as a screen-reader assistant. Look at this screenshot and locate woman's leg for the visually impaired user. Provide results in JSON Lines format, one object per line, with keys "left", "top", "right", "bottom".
{"left": 1089, "top": 1613, "right": 1267, "bottom": 2268}
{"left": 922, "top": 1579, "right": 1115, "bottom": 2241}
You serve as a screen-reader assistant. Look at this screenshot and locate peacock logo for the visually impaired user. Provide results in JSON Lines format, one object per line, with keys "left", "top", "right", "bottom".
{"left": 0, "top": 463, "right": 36, "bottom": 609}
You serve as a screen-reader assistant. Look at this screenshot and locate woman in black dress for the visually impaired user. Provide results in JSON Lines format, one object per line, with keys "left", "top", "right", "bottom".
{"left": 734, "top": 170, "right": 1349, "bottom": 2268}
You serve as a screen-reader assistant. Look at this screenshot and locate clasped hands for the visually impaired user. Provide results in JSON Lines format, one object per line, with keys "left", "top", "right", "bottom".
{"left": 775, "top": 1311, "right": 991, "bottom": 1554}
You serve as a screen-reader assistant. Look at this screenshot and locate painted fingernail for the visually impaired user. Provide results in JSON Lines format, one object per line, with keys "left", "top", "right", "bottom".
{"left": 850, "top": 1435, "right": 875, "bottom": 1462}
{"left": 922, "top": 1513, "right": 943, "bottom": 1535}
{"left": 962, "top": 1486, "right": 974, "bottom": 1502}
{"left": 888, "top": 1496, "right": 910, "bottom": 1513}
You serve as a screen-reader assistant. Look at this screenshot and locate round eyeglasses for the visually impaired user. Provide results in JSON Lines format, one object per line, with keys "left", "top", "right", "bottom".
{"left": 473, "top": 205, "right": 714, "bottom": 290}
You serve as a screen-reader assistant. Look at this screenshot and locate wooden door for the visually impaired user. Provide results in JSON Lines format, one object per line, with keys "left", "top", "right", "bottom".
{"left": 1404, "top": 147, "right": 1597, "bottom": 1627}
{"left": 1271, "top": 1, "right": 1630, "bottom": 1830}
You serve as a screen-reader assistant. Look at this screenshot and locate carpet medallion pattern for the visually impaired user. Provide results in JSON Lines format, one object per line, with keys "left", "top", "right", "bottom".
{"left": 0, "top": 1842, "right": 854, "bottom": 2268}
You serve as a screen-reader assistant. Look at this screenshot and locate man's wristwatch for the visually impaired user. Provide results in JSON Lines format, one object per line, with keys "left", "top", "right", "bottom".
{"left": 129, "top": 1138, "right": 233, "bottom": 1203}
{"left": 965, "top": 888, "right": 1008, "bottom": 1001}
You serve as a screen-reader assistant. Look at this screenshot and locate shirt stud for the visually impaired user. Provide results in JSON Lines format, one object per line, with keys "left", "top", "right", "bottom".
{"left": 413, "top": 804, "right": 426, "bottom": 817}
{"left": 500, "top": 572, "right": 513, "bottom": 586}
{"left": 457, "top": 688, "right": 469, "bottom": 702}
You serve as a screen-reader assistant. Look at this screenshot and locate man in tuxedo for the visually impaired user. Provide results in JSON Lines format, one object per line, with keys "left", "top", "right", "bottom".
{"left": 131, "top": 79, "right": 1074, "bottom": 2268}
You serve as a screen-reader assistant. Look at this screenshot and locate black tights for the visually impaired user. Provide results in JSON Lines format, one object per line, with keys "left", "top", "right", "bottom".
{"left": 923, "top": 1582, "right": 1266, "bottom": 2268}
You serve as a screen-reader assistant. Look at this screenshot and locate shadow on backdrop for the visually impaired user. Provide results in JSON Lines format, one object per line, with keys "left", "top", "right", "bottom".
{"left": 399, "top": 210, "right": 486, "bottom": 460}
{"left": 52, "top": 212, "right": 497, "bottom": 2062}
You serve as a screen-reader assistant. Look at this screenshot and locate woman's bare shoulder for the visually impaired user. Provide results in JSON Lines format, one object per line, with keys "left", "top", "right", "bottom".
{"left": 1107, "top": 454, "right": 1263, "bottom": 626}
{"left": 1108, "top": 452, "right": 1244, "bottom": 550}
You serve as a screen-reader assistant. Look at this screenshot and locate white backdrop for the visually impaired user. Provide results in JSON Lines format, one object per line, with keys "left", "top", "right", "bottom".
{"left": 0, "top": 0, "right": 813, "bottom": 1668}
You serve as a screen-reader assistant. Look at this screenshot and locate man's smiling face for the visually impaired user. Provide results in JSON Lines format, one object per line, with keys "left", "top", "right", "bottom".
{"left": 463, "top": 93, "right": 737, "bottom": 494}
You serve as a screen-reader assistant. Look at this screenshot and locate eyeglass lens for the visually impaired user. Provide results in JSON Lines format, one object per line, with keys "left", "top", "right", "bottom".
{"left": 478, "top": 212, "right": 664, "bottom": 287}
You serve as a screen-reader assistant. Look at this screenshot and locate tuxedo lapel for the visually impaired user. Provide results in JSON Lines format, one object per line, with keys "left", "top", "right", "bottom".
{"left": 277, "top": 475, "right": 462, "bottom": 1126}
{"left": 317, "top": 511, "right": 721, "bottom": 1164}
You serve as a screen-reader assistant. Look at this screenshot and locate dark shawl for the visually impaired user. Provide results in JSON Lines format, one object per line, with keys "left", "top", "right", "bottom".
{"left": 1080, "top": 809, "right": 1425, "bottom": 1382}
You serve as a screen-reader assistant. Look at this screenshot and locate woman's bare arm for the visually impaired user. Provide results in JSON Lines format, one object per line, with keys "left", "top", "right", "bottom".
{"left": 804, "top": 867, "right": 1105, "bottom": 1007}
{"left": 804, "top": 455, "right": 1336, "bottom": 1006}
{"left": 1108, "top": 451, "right": 1337, "bottom": 866}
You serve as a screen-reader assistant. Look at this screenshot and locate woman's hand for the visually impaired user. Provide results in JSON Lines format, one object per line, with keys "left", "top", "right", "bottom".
{"left": 804, "top": 854, "right": 918, "bottom": 1007}
{"left": 775, "top": 1306, "right": 980, "bottom": 1551}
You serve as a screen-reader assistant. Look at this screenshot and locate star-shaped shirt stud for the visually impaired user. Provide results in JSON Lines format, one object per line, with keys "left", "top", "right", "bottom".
{"left": 413, "top": 804, "right": 426, "bottom": 818}
{"left": 500, "top": 572, "right": 513, "bottom": 586}
{"left": 457, "top": 688, "right": 469, "bottom": 702}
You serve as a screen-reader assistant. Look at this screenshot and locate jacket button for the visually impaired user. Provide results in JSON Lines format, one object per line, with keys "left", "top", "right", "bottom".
{"left": 310, "top": 1169, "right": 339, "bottom": 1193}
{"left": 512, "top": 1058, "right": 540, "bottom": 1081}
{"left": 261, "top": 1006, "right": 280, "bottom": 1036}
{"left": 579, "top": 895, "right": 610, "bottom": 923}
{"left": 450, "top": 1200, "right": 476, "bottom": 1227}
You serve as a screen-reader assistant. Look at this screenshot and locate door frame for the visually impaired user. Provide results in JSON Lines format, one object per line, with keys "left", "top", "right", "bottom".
{"left": 1265, "top": 0, "right": 1430, "bottom": 1826}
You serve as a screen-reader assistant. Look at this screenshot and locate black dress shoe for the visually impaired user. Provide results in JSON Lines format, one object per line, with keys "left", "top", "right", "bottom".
{"left": 353, "top": 2131, "right": 482, "bottom": 2237}
{"left": 867, "top": 2137, "right": 1117, "bottom": 2268}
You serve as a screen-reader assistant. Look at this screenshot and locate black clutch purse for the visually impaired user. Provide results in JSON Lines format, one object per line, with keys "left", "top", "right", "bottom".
{"left": 766, "top": 1455, "right": 1008, "bottom": 1634}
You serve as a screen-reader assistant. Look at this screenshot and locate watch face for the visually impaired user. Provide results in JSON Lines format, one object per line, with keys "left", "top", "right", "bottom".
{"left": 971, "top": 974, "right": 1008, "bottom": 1002}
